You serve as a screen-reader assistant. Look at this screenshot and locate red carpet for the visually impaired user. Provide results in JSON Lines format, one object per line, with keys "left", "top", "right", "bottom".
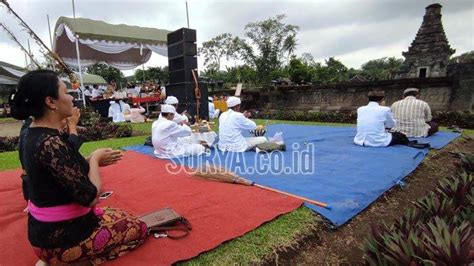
{"left": 0, "top": 151, "right": 302, "bottom": 265}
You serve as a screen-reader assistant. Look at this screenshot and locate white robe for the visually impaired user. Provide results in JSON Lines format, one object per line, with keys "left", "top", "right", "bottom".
{"left": 152, "top": 116, "right": 205, "bottom": 158}
{"left": 354, "top": 102, "right": 396, "bottom": 147}
{"left": 119, "top": 102, "right": 131, "bottom": 120}
{"left": 218, "top": 109, "right": 267, "bottom": 152}
{"left": 173, "top": 112, "right": 189, "bottom": 124}
{"left": 108, "top": 102, "right": 125, "bottom": 123}
{"left": 209, "top": 102, "right": 220, "bottom": 119}
{"left": 91, "top": 89, "right": 101, "bottom": 98}
{"left": 129, "top": 106, "right": 146, "bottom": 123}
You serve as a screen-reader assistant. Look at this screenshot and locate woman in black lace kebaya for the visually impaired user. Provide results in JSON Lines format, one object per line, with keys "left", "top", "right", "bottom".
{"left": 10, "top": 70, "right": 147, "bottom": 265}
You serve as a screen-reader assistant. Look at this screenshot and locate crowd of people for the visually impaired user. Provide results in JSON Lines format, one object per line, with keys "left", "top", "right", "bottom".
{"left": 81, "top": 81, "right": 164, "bottom": 123}
{"left": 151, "top": 95, "right": 266, "bottom": 159}
{"left": 83, "top": 81, "right": 164, "bottom": 101}
{"left": 8, "top": 69, "right": 439, "bottom": 265}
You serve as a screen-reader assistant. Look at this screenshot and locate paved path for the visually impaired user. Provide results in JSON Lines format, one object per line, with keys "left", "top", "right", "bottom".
{"left": 0, "top": 121, "right": 22, "bottom": 137}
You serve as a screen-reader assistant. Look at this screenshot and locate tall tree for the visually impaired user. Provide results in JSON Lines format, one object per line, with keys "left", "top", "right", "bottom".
{"left": 449, "top": 51, "right": 474, "bottom": 64}
{"left": 132, "top": 66, "right": 169, "bottom": 84}
{"left": 87, "top": 63, "right": 124, "bottom": 83}
{"left": 361, "top": 57, "right": 403, "bottom": 80}
{"left": 198, "top": 33, "right": 238, "bottom": 70}
{"left": 311, "top": 57, "right": 349, "bottom": 84}
{"left": 301, "top": 52, "right": 316, "bottom": 66}
{"left": 283, "top": 34, "right": 297, "bottom": 64}
{"left": 288, "top": 57, "right": 313, "bottom": 84}
{"left": 238, "top": 14, "right": 299, "bottom": 84}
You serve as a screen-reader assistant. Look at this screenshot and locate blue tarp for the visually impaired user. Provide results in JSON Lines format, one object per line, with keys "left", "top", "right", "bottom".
{"left": 123, "top": 124, "right": 460, "bottom": 227}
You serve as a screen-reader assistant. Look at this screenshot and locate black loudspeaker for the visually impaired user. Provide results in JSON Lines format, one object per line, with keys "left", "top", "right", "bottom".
{"left": 169, "top": 56, "right": 197, "bottom": 72}
{"left": 169, "top": 69, "right": 196, "bottom": 84}
{"left": 167, "top": 28, "right": 196, "bottom": 45}
{"left": 167, "top": 28, "right": 208, "bottom": 121}
{"left": 166, "top": 82, "right": 209, "bottom": 121}
{"left": 168, "top": 42, "right": 197, "bottom": 59}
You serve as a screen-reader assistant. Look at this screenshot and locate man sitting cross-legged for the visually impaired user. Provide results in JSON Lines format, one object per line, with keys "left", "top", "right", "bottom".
{"left": 218, "top": 96, "right": 267, "bottom": 152}
{"left": 152, "top": 104, "right": 206, "bottom": 158}
{"left": 164, "top": 96, "right": 189, "bottom": 125}
{"left": 391, "top": 87, "right": 438, "bottom": 137}
{"left": 354, "top": 91, "right": 409, "bottom": 147}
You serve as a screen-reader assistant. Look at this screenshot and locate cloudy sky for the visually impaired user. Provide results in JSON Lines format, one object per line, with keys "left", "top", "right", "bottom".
{"left": 0, "top": 0, "right": 472, "bottom": 76}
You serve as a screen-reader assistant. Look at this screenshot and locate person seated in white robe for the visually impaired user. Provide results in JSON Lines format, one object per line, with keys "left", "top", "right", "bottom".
{"left": 208, "top": 96, "right": 220, "bottom": 119}
{"left": 119, "top": 99, "right": 131, "bottom": 121}
{"left": 152, "top": 104, "right": 206, "bottom": 158}
{"left": 108, "top": 101, "right": 125, "bottom": 123}
{"left": 128, "top": 103, "right": 146, "bottom": 123}
{"left": 165, "top": 96, "right": 189, "bottom": 124}
{"left": 218, "top": 96, "right": 267, "bottom": 152}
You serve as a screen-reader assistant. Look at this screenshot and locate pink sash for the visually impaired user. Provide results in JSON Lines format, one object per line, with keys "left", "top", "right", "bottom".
{"left": 28, "top": 201, "right": 103, "bottom": 222}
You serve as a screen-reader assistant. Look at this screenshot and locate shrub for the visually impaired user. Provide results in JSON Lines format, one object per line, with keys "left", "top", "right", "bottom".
{"left": 254, "top": 110, "right": 357, "bottom": 124}
{"left": 77, "top": 123, "right": 108, "bottom": 141}
{"left": 77, "top": 121, "right": 133, "bottom": 142}
{"left": 254, "top": 109, "right": 473, "bottom": 128}
{"left": 0, "top": 136, "right": 19, "bottom": 152}
{"left": 433, "top": 111, "right": 474, "bottom": 129}
{"left": 362, "top": 154, "right": 474, "bottom": 265}
{"left": 79, "top": 107, "right": 102, "bottom": 127}
{"left": 115, "top": 124, "right": 132, "bottom": 138}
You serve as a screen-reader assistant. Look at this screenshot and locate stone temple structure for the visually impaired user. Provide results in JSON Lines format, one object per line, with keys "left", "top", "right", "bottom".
{"left": 396, "top": 3, "right": 455, "bottom": 79}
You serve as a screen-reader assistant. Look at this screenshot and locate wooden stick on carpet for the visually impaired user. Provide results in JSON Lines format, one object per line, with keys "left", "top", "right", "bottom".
{"left": 193, "top": 164, "right": 330, "bottom": 209}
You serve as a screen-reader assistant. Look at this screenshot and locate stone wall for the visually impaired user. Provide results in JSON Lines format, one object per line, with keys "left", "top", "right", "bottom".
{"left": 212, "top": 76, "right": 472, "bottom": 113}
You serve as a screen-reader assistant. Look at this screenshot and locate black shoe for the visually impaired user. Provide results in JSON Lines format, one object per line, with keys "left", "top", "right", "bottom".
{"left": 408, "top": 140, "right": 418, "bottom": 145}
{"left": 407, "top": 142, "right": 430, "bottom": 149}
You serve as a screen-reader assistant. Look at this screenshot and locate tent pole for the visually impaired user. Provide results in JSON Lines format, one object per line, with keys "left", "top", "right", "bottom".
{"left": 75, "top": 39, "right": 85, "bottom": 106}
{"left": 46, "top": 14, "right": 56, "bottom": 71}
{"left": 72, "top": 0, "right": 86, "bottom": 106}
{"left": 27, "top": 39, "right": 32, "bottom": 69}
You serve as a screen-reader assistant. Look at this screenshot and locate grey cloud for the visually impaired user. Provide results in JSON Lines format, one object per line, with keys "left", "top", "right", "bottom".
{"left": 0, "top": 0, "right": 472, "bottom": 70}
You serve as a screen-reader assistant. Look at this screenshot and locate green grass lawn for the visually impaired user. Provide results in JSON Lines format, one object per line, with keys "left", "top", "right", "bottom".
{"left": 184, "top": 207, "right": 321, "bottom": 265}
{"left": 0, "top": 136, "right": 148, "bottom": 170}
{"left": 119, "top": 122, "right": 154, "bottom": 135}
{"left": 0, "top": 117, "right": 17, "bottom": 123}
{"left": 0, "top": 119, "right": 472, "bottom": 264}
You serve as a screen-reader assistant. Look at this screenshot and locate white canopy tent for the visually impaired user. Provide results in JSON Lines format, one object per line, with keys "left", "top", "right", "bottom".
{"left": 53, "top": 17, "right": 170, "bottom": 70}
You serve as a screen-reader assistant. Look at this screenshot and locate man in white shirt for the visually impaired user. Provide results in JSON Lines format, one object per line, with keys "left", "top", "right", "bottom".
{"left": 152, "top": 104, "right": 206, "bottom": 158}
{"left": 164, "top": 96, "right": 189, "bottom": 124}
{"left": 108, "top": 101, "right": 126, "bottom": 123}
{"left": 83, "top": 85, "right": 92, "bottom": 97}
{"left": 391, "top": 88, "right": 438, "bottom": 137}
{"left": 218, "top": 96, "right": 267, "bottom": 152}
{"left": 91, "top": 84, "right": 102, "bottom": 98}
{"left": 354, "top": 91, "right": 408, "bottom": 147}
{"left": 119, "top": 99, "right": 132, "bottom": 121}
{"left": 208, "top": 96, "right": 220, "bottom": 119}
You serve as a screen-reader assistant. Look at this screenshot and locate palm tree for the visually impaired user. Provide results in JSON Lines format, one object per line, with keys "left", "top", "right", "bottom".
{"left": 283, "top": 34, "right": 297, "bottom": 65}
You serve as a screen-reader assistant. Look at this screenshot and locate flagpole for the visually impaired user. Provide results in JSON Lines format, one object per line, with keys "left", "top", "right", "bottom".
{"left": 186, "top": 1, "right": 190, "bottom": 28}
{"left": 72, "top": 0, "right": 86, "bottom": 106}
